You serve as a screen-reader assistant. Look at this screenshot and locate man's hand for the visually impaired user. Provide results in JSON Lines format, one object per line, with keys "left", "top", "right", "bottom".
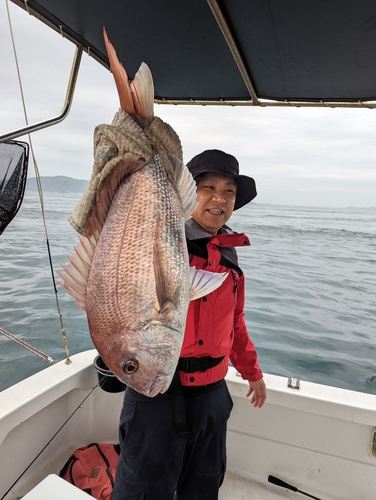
{"left": 246, "top": 378, "right": 267, "bottom": 408}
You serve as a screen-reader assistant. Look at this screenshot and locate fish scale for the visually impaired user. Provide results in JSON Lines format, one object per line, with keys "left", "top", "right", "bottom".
{"left": 85, "top": 152, "right": 190, "bottom": 396}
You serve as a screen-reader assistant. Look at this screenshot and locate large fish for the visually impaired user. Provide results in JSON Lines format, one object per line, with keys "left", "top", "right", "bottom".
{"left": 57, "top": 29, "right": 227, "bottom": 397}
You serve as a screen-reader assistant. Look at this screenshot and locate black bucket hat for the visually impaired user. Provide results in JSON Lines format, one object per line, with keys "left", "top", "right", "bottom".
{"left": 186, "top": 149, "right": 257, "bottom": 210}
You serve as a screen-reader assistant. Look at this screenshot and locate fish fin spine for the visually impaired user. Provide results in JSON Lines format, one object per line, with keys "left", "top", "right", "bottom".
{"left": 165, "top": 154, "right": 198, "bottom": 220}
{"left": 56, "top": 273, "right": 87, "bottom": 311}
{"left": 56, "top": 234, "right": 94, "bottom": 310}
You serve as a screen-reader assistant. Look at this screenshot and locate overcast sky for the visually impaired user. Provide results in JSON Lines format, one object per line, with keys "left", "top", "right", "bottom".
{"left": 1, "top": 2, "right": 376, "bottom": 208}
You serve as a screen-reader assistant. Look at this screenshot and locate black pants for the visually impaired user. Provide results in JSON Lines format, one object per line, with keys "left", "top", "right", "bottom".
{"left": 112, "top": 379, "right": 233, "bottom": 500}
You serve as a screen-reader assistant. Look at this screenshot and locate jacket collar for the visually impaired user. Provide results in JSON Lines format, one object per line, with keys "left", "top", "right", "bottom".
{"left": 185, "top": 218, "right": 234, "bottom": 241}
{"left": 185, "top": 219, "right": 250, "bottom": 248}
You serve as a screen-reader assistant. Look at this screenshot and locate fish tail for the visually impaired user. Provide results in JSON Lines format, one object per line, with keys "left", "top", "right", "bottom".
{"left": 103, "top": 27, "right": 154, "bottom": 127}
{"left": 130, "top": 63, "right": 154, "bottom": 126}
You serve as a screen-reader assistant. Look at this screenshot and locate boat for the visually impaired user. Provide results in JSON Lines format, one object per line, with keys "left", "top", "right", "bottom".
{"left": 1, "top": 1, "right": 376, "bottom": 499}
{"left": 1, "top": 350, "right": 376, "bottom": 500}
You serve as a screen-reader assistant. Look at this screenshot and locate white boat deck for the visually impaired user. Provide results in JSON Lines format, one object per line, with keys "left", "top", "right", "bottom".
{"left": 22, "top": 472, "right": 290, "bottom": 500}
{"left": 220, "top": 473, "right": 290, "bottom": 499}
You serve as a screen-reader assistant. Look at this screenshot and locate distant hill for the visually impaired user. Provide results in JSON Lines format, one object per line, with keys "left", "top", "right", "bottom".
{"left": 27, "top": 176, "right": 89, "bottom": 193}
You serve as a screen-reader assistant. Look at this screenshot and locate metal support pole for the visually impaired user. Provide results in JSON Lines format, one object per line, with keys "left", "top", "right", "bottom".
{"left": 0, "top": 45, "right": 83, "bottom": 143}
{"left": 206, "top": 0, "right": 259, "bottom": 105}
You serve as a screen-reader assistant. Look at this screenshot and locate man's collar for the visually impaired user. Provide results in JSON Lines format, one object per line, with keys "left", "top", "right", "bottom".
{"left": 185, "top": 218, "right": 234, "bottom": 240}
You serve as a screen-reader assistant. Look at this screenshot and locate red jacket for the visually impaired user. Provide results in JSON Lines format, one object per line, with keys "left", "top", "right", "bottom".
{"left": 179, "top": 220, "right": 263, "bottom": 386}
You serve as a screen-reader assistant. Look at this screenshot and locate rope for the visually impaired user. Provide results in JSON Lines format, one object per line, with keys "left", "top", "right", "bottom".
{"left": 5, "top": 0, "right": 71, "bottom": 363}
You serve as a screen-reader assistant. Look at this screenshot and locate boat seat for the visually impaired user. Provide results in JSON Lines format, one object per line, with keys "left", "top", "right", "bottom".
{"left": 22, "top": 474, "right": 90, "bottom": 499}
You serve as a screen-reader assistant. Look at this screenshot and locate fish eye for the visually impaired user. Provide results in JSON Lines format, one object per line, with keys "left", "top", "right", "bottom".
{"left": 124, "top": 359, "right": 139, "bottom": 375}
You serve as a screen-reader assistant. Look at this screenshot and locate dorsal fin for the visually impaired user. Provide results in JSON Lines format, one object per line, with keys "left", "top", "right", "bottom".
{"left": 165, "top": 154, "right": 198, "bottom": 221}
{"left": 56, "top": 234, "right": 95, "bottom": 311}
{"left": 103, "top": 27, "right": 154, "bottom": 128}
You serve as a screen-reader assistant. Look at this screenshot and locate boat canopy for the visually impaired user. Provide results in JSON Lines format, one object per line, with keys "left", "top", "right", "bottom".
{"left": 10, "top": 0, "right": 376, "bottom": 108}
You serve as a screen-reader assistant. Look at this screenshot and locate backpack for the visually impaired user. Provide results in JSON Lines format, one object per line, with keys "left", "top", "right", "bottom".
{"left": 59, "top": 442, "right": 120, "bottom": 500}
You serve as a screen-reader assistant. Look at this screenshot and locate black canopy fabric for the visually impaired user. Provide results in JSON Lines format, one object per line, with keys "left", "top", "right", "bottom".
{"left": 11, "top": 0, "right": 376, "bottom": 105}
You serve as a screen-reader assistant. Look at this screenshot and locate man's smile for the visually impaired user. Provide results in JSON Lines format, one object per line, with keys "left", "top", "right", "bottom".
{"left": 208, "top": 208, "right": 224, "bottom": 214}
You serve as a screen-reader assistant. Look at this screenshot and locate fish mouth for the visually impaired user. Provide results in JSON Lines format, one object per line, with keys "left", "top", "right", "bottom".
{"left": 145, "top": 375, "right": 170, "bottom": 398}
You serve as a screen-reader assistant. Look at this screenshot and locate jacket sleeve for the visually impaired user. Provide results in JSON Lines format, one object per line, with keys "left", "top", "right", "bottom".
{"left": 229, "top": 274, "right": 263, "bottom": 382}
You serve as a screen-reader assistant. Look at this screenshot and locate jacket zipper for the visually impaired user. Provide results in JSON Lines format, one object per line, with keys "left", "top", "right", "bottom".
{"left": 231, "top": 269, "right": 239, "bottom": 304}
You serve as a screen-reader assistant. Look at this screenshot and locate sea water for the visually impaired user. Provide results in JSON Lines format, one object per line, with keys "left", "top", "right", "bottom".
{"left": 0, "top": 193, "right": 375, "bottom": 394}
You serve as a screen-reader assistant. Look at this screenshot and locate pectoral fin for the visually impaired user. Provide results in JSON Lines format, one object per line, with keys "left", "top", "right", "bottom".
{"left": 190, "top": 267, "right": 228, "bottom": 301}
{"left": 153, "top": 221, "right": 179, "bottom": 316}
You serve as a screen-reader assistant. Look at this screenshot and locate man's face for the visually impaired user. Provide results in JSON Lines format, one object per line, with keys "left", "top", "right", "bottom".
{"left": 192, "top": 173, "right": 237, "bottom": 235}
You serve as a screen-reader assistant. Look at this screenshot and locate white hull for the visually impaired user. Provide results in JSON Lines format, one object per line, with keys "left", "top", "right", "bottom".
{"left": 0, "top": 350, "right": 375, "bottom": 499}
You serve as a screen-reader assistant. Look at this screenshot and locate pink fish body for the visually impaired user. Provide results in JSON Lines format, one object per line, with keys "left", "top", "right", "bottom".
{"left": 86, "top": 153, "right": 193, "bottom": 396}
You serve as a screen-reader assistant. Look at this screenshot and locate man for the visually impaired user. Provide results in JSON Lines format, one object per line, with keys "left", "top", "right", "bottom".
{"left": 113, "top": 149, "right": 266, "bottom": 500}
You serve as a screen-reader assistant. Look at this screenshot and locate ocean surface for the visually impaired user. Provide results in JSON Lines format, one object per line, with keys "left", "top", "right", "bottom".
{"left": 0, "top": 192, "right": 375, "bottom": 395}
